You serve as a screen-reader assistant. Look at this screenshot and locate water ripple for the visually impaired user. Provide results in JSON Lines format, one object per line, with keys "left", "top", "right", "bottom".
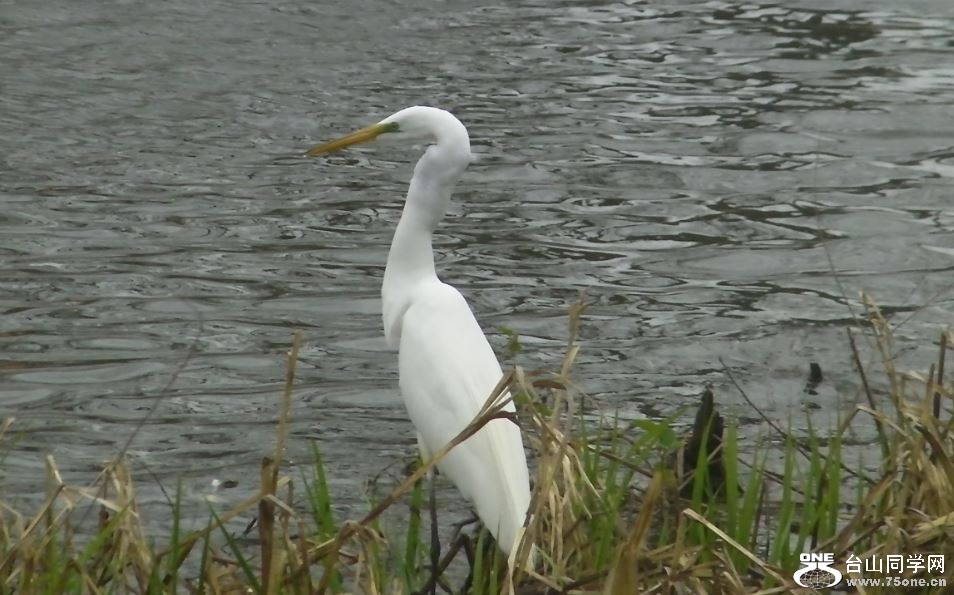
{"left": 2, "top": 0, "right": 954, "bottom": 521}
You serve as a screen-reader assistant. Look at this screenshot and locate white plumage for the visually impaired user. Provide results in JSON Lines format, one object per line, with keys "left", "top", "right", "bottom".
{"left": 307, "top": 106, "right": 532, "bottom": 559}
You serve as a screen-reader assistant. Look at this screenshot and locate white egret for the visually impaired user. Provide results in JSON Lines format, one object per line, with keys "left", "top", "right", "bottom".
{"left": 306, "top": 106, "right": 532, "bottom": 561}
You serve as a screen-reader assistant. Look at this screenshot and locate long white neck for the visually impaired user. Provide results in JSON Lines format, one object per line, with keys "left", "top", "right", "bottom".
{"left": 382, "top": 113, "right": 471, "bottom": 346}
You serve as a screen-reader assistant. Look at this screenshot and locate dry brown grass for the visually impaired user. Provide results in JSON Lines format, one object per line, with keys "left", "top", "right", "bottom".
{"left": 1, "top": 296, "right": 952, "bottom": 594}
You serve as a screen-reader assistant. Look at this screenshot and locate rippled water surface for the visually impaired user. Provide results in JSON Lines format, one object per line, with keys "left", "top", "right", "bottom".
{"left": 3, "top": 0, "right": 954, "bottom": 526}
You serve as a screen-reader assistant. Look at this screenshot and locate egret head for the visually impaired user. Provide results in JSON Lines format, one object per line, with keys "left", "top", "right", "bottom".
{"left": 305, "top": 106, "right": 470, "bottom": 158}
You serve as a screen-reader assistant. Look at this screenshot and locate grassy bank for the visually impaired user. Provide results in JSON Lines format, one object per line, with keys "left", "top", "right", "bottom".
{"left": 1, "top": 295, "right": 952, "bottom": 594}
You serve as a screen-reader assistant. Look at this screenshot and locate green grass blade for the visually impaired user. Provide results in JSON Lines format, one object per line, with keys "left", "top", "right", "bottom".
{"left": 209, "top": 506, "right": 261, "bottom": 594}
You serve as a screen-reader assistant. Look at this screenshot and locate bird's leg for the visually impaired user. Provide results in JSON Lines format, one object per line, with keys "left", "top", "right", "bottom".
{"left": 413, "top": 527, "right": 470, "bottom": 595}
{"left": 459, "top": 533, "right": 476, "bottom": 594}
{"left": 450, "top": 512, "right": 481, "bottom": 536}
{"left": 460, "top": 526, "right": 503, "bottom": 593}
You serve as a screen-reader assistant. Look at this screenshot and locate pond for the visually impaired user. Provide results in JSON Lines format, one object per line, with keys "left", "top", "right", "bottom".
{"left": 2, "top": 0, "right": 953, "bottom": 535}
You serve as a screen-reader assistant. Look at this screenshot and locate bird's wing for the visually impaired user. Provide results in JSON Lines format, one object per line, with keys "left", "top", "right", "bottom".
{"left": 397, "top": 280, "right": 531, "bottom": 552}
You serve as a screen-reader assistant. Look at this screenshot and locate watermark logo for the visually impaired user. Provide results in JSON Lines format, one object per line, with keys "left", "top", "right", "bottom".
{"left": 794, "top": 552, "right": 946, "bottom": 588}
{"left": 793, "top": 553, "right": 843, "bottom": 588}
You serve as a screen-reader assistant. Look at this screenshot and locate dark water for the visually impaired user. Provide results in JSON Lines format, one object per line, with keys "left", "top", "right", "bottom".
{"left": 2, "top": 0, "right": 953, "bottom": 531}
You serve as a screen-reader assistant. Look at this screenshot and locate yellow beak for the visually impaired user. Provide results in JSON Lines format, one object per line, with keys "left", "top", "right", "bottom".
{"left": 305, "top": 121, "right": 398, "bottom": 157}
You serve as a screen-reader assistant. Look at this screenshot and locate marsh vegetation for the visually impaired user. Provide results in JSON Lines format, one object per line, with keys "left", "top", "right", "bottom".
{"left": 2, "top": 297, "right": 952, "bottom": 594}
